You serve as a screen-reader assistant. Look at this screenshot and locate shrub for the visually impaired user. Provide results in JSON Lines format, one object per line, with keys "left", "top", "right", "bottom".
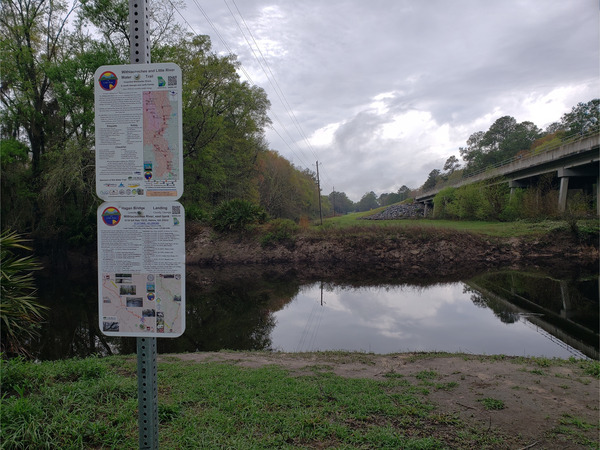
{"left": 0, "top": 230, "right": 47, "bottom": 357}
{"left": 453, "top": 183, "right": 484, "bottom": 220}
{"left": 211, "top": 199, "right": 267, "bottom": 232}
{"left": 433, "top": 187, "right": 456, "bottom": 219}
{"left": 185, "top": 204, "right": 208, "bottom": 222}
{"left": 260, "top": 219, "right": 299, "bottom": 247}
{"left": 480, "top": 183, "right": 510, "bottom": 220}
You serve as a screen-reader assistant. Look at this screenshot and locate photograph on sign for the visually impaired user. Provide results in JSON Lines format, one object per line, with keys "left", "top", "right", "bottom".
{"left": 94, "top": 63, "right": 183, "bottom": 200}
{"left": 97, "top": 202, "right": 185, "bottom": 337}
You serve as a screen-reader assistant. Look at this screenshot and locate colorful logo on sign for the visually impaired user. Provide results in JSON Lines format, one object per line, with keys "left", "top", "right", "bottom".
{"left": 98, "top": 71, "right": 118, "bottom": 91}
{"left": 102, "top": 207, "right": 121, "bottom": 226}
{"left": 144, "top": 171, "right": 153, "bottom": 180}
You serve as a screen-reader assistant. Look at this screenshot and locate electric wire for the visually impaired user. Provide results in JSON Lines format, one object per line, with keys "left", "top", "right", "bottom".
{"left": 228, "top": 0, "right": 333, "bottom": 188}
{"left": 223, "top": 0, "right": 314, "bottom": 171}
{"left": 168, "top": 0, "right": 333, "bottom": 192}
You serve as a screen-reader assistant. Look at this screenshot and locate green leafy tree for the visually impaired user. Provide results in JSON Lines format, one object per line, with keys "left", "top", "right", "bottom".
{"left": 328, "top": 191, "right": 355, "bottom": 214}
{"left": 459, "top": 131, "right": 486, "bottom": 172}
{"left": 443, "top": 155, "right": 460, "bottom": 174}
{"left": 159, "top": 36, "right": 271, "bottom": 210}
{"left": 498, "top": 121, "right": 541, "bottom": 157}
{"left": 433, "top": 187, "right": 456, "bottom": 219}
{"left": 256, "top": 150, "right": 320, "bottom": 220}
{"left": 397, "top": 185, "right": 412, "bottom": 201}
{"left": 0, "top": 0, "right": 77, "bottom": 176}
{"left": 422, "top": 169, "right": 441, "bottom": 190}
{"left": 357, "top": 191, "right": 379, "bottom": 212}
{"left": 560, "top": 99, "right": 599, "bottom": 139}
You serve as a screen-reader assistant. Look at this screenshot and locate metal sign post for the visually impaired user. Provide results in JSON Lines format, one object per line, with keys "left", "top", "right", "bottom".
{"left": 94, "top": 1, "right": 185, "bottom": 448}
{"left": 129, "top": 2, "right": 158, "bottom": 448}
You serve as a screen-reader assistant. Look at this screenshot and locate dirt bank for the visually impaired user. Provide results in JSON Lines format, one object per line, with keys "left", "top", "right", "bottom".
{"left": 170, "top": 351, "right": 600, "bottom": 449}
{"left": 186, "top": 225, "right": 598, "bottom": 278}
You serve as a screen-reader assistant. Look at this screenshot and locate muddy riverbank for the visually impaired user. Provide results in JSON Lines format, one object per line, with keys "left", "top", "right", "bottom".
{"left": 185, "top": 224, "right": 598, "bottom": 278}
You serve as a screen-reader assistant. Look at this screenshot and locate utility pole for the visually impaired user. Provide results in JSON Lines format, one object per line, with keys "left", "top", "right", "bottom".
{"left": 332, "top": 186, "right": 335, "bottom": 217}
{"left": 316, "top": 161, "right": 323, "bottom": 225}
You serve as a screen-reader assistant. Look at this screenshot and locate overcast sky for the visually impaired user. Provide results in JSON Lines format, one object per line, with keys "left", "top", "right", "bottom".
{"left": 178, "top": 0, "right": 598, "bottom": 201}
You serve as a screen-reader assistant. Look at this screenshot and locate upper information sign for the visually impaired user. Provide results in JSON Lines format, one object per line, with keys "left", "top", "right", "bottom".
{"left": 94, "top": 63, "right": 183, "bottom": 200}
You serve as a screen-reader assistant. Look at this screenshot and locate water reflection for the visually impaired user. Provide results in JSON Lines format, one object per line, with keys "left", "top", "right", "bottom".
{"left": 32, "top": 267, "right": 598, "bottom": 360}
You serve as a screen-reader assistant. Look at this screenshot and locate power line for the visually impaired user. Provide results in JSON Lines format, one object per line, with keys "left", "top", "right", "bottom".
{"left": 230, "top": 0, "right": 320, "bottom": 163}
{"left": 225, "top": 0, "right": 336, "bottom": 188}
{"left": 168, "top": 0, "right": 335, "bottom": 192}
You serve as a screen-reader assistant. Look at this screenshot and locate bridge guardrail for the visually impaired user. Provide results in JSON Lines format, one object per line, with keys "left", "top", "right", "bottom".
{"left": 418, "top": 127, "right": 600, "bottom": 199}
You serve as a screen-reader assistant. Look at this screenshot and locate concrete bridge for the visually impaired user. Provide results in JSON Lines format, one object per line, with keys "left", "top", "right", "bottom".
{"left": 416, "top": 131, "right": 600, "bottom": 215}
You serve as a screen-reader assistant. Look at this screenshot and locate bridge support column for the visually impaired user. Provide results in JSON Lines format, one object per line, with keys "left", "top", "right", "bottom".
{"left": 597, "top": 174, "right": 599, "bottom": 216}
{"left": 509, "top": 180, "right": 527, "bottom": 197}
{"left": 558, "top": 176, "right": 569, "bottom": 213}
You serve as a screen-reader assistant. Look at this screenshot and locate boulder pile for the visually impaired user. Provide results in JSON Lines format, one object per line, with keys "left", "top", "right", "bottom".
{"left": 361, "top": 203, "right": 425, "bottom": 220}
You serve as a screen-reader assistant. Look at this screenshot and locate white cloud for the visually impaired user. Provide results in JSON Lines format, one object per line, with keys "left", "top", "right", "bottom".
{"left": 183, "top": 0, "right": 599, "bottom": 201}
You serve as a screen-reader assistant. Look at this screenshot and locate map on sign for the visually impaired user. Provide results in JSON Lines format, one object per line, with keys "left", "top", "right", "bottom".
{"left": 94, "top": 63, "right": 183, "bottom": 200}
{"left": 97, "top": 202, "right": 185, "bottom": 337}
{"left": 101, "top": 273, "right": 183, "bottom": 335}
{"left": 143, "top": 91, "right": 179, "bottom": 182}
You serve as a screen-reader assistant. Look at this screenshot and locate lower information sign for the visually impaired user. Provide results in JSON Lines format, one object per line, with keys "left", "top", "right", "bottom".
{"left": 97, "top": 202, "right": 185, "bottom": 337}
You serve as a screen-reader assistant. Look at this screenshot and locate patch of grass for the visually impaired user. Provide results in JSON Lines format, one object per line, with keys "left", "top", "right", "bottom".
{"left": 478, "top": 397, "right": 505, "bottom": 410}
{"left": 580, "top": 360, "right": 600, "bottom": 378}
{"left": 321, "top": 215, "right": 597, "bottom": 238}
{"left": 435, "top": 381, "right": 459, "bottom": 391}
{"left": 415, "top": 370, "right": 438, "bottom": 381}
{"left": 559, "top": 414, "right": 594, "bottom": 430}
{"left": 0, "top": 354, "right": 515, "bottom": 449}
{"left": 550, "top": 414, "right": 600, "bottom": 448}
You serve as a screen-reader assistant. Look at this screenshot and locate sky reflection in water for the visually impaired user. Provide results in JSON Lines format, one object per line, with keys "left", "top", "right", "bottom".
{"left": 270, "top": 282, "right": 585, "bottom": 358}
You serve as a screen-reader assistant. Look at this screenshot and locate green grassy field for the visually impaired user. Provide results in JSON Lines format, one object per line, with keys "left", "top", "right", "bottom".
{"left": 2, "top": 354, "right": 598, "bottom": 449}
{"left": 320, "top": 209, "right": 599, "bottom": 238}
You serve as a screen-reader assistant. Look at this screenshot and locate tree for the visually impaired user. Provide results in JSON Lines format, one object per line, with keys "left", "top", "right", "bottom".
{"left": 443, "top": 155, "right": 460, "bottom": 174}
{"left": 357, "top": 191, "right": 379, "bottom": 212}
{"left": 158, "top": 35, "right": 271, "bottom": 210}
{"left": 498, "top": 121, "right": 541, "bottom": 157}
{"left": 459, "top": 131, "right": 486, "bottom": 171}
{"left": 78, "top": 0, "right": 186, "bottom": 61}
{"left": 560, "top": 99, "right": 600, "bottom": 139}
{"left": 422, "top": 169, "right": 441, "bottom": 191}
{"left": 480, "top": 116, "right": 518, "bottom": 152}
{"left": 328, "top": 191, "right": 355, "bottom": 215}
{"left": 256, "top": 150, "right": 320, "bottom": 220}
{"left": 0, "top": 0, "right": 77, "bottom": 176}
{"left": 397, "top": 185, "right": 412, "bottom": 201}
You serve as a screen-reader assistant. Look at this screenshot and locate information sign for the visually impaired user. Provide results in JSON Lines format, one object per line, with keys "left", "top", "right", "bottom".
{"left": 94, "top": 63, "right": 183, "bottom": 200}
{"left": 97, "top": 201, "right": 185, "bottom": 337}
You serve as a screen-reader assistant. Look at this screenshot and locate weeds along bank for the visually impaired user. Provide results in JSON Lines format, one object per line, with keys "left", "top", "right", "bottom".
{"left": 185, "top": 222, "right": 599, "bottom": 278}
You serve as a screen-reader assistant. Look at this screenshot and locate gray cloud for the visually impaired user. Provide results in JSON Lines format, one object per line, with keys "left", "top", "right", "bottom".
{"left": 184, "top": 0, "right": 598, "bottom": 201}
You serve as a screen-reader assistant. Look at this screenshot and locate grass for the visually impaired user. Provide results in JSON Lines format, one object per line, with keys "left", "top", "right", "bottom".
{"left": 1, "top": 354, "right": 516, "bottom": 449}
{"left": 477, "top": 397, "right": 505, "bottom": 410}
{"left": 320, "top": 210, "right": 599, "bottom": 238}
{"left": 2, "top": 353, "right": 598, "bottom": 449}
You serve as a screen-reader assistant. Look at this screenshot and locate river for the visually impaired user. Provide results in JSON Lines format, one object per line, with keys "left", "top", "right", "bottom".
{"left": 32, "top": 266, "right": 598, "bottom": 361}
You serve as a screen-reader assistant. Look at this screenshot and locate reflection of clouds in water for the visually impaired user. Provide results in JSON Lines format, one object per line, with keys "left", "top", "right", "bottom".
{"left": 270, "top": 281, "right": 587, "bottom": 358}
{"left": 274, "top": 283, "right": 466, "bottom": 351}
{"left": 325, "top": 284, "right": 463, "bottom": 340}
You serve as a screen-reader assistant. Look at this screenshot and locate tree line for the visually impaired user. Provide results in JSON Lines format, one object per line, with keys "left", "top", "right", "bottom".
{"left": 1, "top": 0, "right": 598, "bottom": 257}
{"left": 422, "top": 99, "right": 599, "bottom": 192}
{"left": 0, "top": 0, "right": 329, "bottom": 254}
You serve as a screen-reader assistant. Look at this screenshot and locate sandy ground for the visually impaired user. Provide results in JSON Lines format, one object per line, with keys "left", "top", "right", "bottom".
{"left": 168, "top": 351, "right": 599, "bottom": 449}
